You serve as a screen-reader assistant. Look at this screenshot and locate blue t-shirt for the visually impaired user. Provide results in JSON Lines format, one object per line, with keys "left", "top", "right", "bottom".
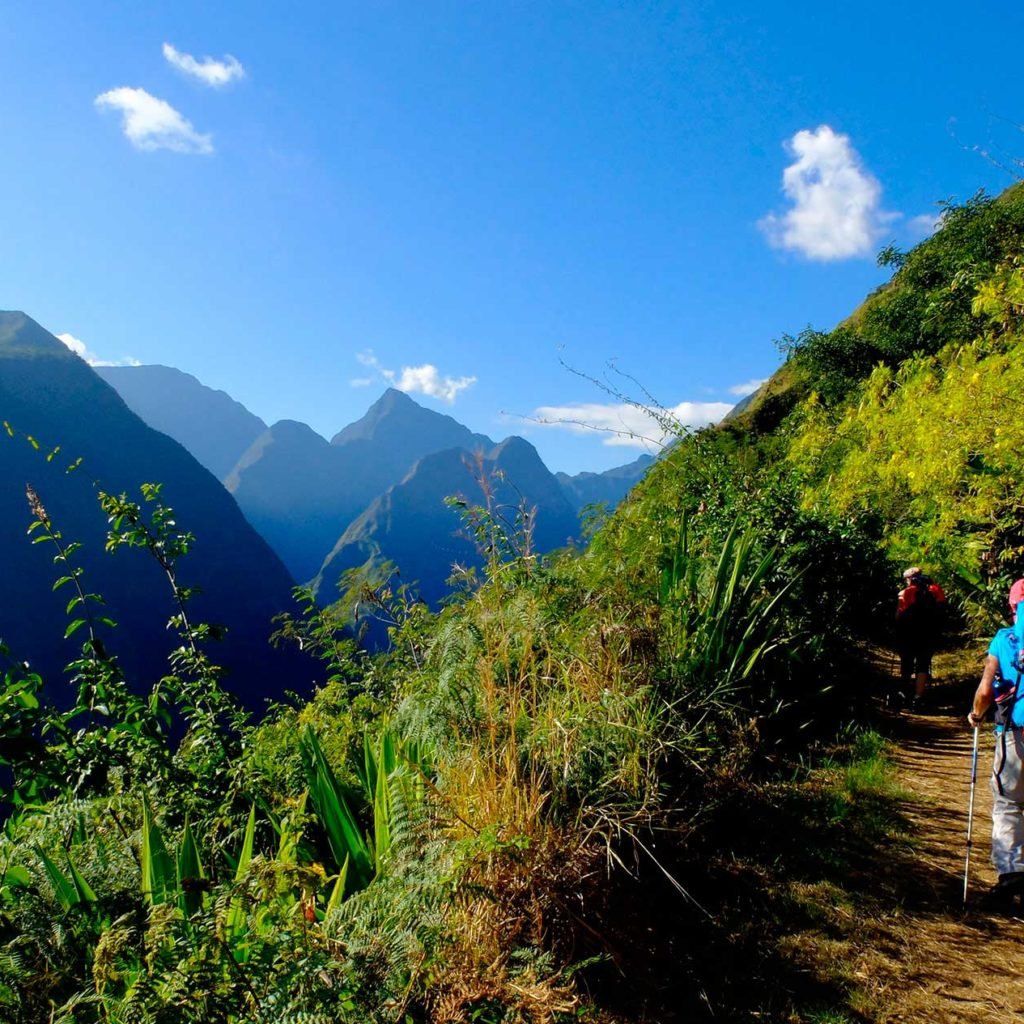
{"left": 989, "top": 627, "right": 1024, "bottom": 728}
{"left": 989, "top": 627, "right": 1020, "bottom": 682}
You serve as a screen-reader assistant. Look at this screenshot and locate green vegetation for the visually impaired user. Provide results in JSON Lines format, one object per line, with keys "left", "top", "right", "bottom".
{"left": 0, "top": 429, "right": 883, "bottom": 1021}
{"left": 6, "top": 180, "right": 1024, "bottom": 1020}
{"left": 784, "top": 184, "right": 1024, "bottom": 627}
{"left": 783, "top": 187, "right": 1024, "bottom": 403}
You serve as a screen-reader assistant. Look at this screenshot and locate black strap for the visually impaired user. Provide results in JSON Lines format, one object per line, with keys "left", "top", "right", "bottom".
{"left": 1010, "top": 667, "right": 1022, "bottom": 723}
{"left": 996, "top": 728, "right": 1009, "bottom": 796}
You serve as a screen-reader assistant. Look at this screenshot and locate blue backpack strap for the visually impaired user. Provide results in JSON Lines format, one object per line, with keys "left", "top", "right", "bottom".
{"left": 994, "top": 631, "right": 1024, "bottom": 795}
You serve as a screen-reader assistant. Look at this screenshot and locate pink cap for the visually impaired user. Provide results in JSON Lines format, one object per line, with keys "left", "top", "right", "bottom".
{"left": 1010, "top": 579, "right": 1024, "bottom": 612}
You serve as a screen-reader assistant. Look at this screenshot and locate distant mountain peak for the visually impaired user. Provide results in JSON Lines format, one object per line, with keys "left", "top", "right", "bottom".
{"left": 331, "top": 388, "right": 493, "bottom": 450}
{"left": 491, "top": 435, "right": 536, "bottom": 458}
{"left": 377, "top": 387, "right": 416, "bottom": 408}
{"left": 335, "top": 388, "right": 418, "bottom": 435}
{"left": 268, "top": 419, "right": 327, "bottom": 443}
{"left": 0, "top": 311, "right": 75, "bottom": 358}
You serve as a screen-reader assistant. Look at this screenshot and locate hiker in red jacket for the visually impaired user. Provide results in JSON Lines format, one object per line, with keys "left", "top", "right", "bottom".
{"left": 896, "top": 566, "right": 946, "bottom": 709}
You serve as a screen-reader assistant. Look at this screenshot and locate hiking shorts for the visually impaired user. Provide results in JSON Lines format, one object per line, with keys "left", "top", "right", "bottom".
{"left": 899, "top": 645, "right": 933, "bottom": 678}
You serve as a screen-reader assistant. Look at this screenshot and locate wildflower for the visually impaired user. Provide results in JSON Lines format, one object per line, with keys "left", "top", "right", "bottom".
{"left": 25, "top": 483, "right": 49, "bottom": 525}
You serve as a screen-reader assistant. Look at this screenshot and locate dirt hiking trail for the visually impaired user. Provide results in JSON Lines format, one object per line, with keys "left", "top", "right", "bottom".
{"left": 868, "top": 703, "right": 1024, "bottom": 1022}
{"left": 570, "top": 661, "right": 1024, "bottom": 1023}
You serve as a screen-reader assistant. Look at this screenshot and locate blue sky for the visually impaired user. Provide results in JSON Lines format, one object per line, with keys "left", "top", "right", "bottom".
{"left": 2, "top": 1, "right": 1023, "bottom": 472}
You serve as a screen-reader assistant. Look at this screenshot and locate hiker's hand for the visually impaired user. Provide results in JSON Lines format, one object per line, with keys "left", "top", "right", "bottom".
{"left": 967, "top": 711, "right": 982, "bottom": 728}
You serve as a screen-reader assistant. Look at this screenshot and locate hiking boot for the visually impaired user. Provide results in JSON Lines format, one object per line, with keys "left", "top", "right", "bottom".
{"left": 978, "top": 874, "right": 1024, "bottom": 911}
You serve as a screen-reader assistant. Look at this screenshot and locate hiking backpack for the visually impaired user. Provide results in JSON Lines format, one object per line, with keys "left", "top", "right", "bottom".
{"left": 899, "top": 577, "right": 941, "bottom": 630}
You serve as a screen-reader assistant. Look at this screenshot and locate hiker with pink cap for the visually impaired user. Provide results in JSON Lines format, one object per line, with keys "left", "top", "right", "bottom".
{"left": 967, "top": 578, "right": 1024, "bottom": 909}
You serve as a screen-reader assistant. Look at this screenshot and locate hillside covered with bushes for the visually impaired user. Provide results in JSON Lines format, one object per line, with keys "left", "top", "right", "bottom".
{"left": 3, "top": 183, "right": 1024, "bottom": 1022}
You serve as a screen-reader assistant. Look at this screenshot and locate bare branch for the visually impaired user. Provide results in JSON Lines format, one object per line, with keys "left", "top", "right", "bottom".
{"left": 525, "top": 412, "right": 667, "bottom": 449}
{"left": 948, "top": 115, "right": 1024, "bottom": 182}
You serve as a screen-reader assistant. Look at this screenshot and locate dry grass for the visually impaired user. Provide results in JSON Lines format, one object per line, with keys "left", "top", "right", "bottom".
{"left": 417, "top": 587, "right": 665, "bottom": 1022}
{"left": 429, "top": 830, "right": 605, "bottom": 1023}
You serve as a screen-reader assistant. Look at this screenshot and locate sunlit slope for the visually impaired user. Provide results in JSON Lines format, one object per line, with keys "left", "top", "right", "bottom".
{"left": 724, "top": 184, "right": 1024, "bottom": 612}
{"left": 728, "top": 183, "right": 1024, "bottom": 435}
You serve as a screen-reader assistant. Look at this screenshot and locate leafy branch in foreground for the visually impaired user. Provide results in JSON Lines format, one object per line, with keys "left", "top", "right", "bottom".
{"left": 446, "top": 454, "right": 540, "bottom": 585}
{"left": 16, "top": 484, "right": 168, "bottom": 801}
{"left": 26, "top": 483, "right": 110, "bottom": 656}
{"left": 271, "top": 585, "right": 365, "bottom": 698}
{"left": 100, "top": 484, "right": 247, "bottom": 747}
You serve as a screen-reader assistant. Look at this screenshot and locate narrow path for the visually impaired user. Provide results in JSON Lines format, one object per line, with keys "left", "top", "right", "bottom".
{"left": 877, "top": 710, "right": 1024, "bottom": 1022}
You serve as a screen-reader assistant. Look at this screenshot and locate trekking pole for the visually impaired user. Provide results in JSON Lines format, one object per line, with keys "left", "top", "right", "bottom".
{"left": 963, "top": 724, "right": 981, "bottom": 908}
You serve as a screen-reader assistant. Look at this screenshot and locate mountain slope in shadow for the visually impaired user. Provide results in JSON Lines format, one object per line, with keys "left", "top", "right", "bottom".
{"left": 226, "top": 389, "right": 495, "bottom": 582}
{"left": 96, "top": 364, "right": 267, "bottom": 481}
{"left": 315, "top": 435, "right": 579, "bottom": 609}
{"left": 0, "top": 311, "right": 309, "bottom": 709}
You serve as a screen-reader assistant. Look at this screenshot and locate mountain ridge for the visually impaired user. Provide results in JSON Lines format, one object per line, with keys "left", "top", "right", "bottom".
{"left": 220, "top": 386, "right": 515, "bottom": 582}
{"left": 315, "top": 433, "right": 579, "bottom": 612}
{"left": 96, "top": 363, "right": 268, "bottom": 481}
{"left": 93, "top": 361, "right": 659, "bottom": 597}
{"left": 0, "top": 311, "right": 308, "bottom": 707}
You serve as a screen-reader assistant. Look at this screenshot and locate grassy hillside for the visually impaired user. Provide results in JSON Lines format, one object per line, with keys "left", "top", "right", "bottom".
{"left": 4, "top": 184, "right": 1024, "bottom": 1021}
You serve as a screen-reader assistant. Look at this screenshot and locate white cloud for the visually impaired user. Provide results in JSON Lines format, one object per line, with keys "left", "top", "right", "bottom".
{"left": 163, "top": 43, "right": 245, "bottom": 87}
{"left": 58, "top": 333, "right": 90, "bottom": 360}
{"left": 529, "top": 400, "right": 732, "bottom": 449}
{"left": 354, "top": 349, "right": 476, "bottom": 403}
{"left": 95, "top": 87, "right": 213, "bottom": 154}
{"left": 758, "top": 125, "right": 896, "bottom": 261}
{"left": 728, "top": 378, "right": 767, "bottom": 397}
{"left": 350, "top": 376, "right": 374, "bottom": 388}
{"left": 907, "top": 211, "right": 942, "bottom": 239}
{"left": 385, "top": 365, "right": 476, "bottom": 404}
{"left": 58, "top": 333, "right": 140, "bottom": 368}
